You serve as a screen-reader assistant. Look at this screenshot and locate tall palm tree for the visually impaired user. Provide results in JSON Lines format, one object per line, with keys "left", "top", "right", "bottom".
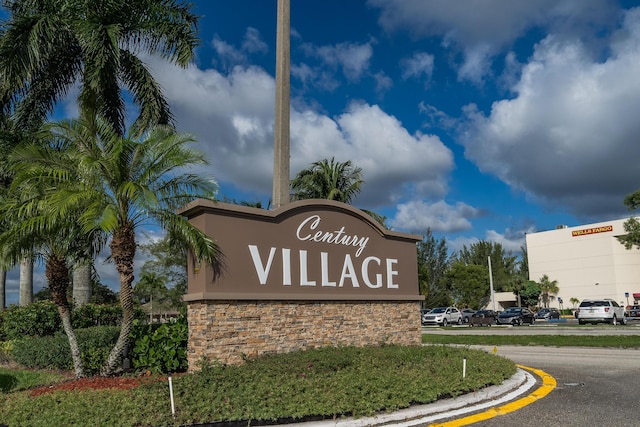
{"left": 0, "top": 0, "right": 199, "bottom": 137}
{"left": 538, "top": 274, "right": 560, "bottom": 308}
{"left": 291, "top": 158, "right": 364, "bottom": 203}
{"left": 25, "top": 118, "right": 223, "bottom": 375}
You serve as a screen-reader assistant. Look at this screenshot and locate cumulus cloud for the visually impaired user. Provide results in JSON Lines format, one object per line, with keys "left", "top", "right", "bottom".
{"left": 389, "top": 200, "right": 481, "bottom": 234}
{"left": 291, "top": 38, "right": 376, "bottom": 92}
{"left": 211, "top": 27, "right": 268, "bottom": 71}
{"left": 146, "top": 54, "right": 454, "bottom": 213}
{"left": 368, "top": 0, "right": 617, "bottom": 82}
{"left": 401, "top": 52, "right": 435, "bottom": 83}
{"left": 458, "top": 8, "right": 640, "bottom": 219}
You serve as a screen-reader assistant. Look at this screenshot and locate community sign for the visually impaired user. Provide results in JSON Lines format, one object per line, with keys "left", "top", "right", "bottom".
{"left": 179, "top": 199, "right": 423, "bottom": 301}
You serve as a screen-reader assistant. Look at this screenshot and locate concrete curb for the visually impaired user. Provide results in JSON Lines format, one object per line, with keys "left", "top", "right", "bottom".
{"left": 276, "top": 368, "right": 536, "bottom": 426}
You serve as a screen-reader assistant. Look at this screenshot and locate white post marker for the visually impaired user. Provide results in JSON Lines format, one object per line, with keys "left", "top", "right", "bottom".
{"left": 462, "top": 356, "right": 467, "bottom": 379}
{"left": 168, "top": 373, "right": 175, "bottom": 415}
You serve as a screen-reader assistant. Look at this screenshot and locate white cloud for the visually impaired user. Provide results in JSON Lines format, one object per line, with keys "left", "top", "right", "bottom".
{"left": 368, "top": 0, "right": 617, "bottom": 82}
{"left": 147, "top": 54, "right": 454, "bottom": 212}
{"left": 389, "top": 200, "right": 481, "bottom": 233}
{"left": 401, "top": 52, "right": 435, "bottom": 82}
{"left": 210, "top": 27, "right": 268, "bottom": 71}
{"left": 458, "top": 8, "right": 640, "bottom": 219}
{"left": 306, "top": 41, "right": 374, "bottom": 81}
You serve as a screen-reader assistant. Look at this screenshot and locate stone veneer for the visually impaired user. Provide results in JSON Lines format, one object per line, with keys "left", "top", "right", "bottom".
{"left": 187, "top": 300, "right": 422, "bottom": 369}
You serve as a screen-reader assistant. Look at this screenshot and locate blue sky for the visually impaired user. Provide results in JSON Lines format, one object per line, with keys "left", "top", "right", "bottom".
{"left": 5, "top": 0, "right": 640, "bottom": 304}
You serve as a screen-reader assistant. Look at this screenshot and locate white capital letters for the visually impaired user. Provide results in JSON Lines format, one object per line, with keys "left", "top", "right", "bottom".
{"left": 320, "top": 252, "right": 336, "bottom": 287}
{"left": 339, "top": 254, "right": 360, "bottom": 287}
{"left": 362, "top": 256, "right": 383, "bottom": 288}
{"left": 248, "top": 245, "right": 276, "bottom": 285}
{"left": 386, "top": 258, "right": 399, "bottom": 289}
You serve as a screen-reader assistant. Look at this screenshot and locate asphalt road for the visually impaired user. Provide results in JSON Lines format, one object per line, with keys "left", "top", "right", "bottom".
{"left": 423, "top": 324, "right": 640, "bottom": 426}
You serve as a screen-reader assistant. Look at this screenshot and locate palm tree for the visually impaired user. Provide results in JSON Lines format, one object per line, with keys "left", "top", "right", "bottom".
{"left": 22, "top": 118, "right": 223, "bottom": 375}
{"left": 0, "top": 0, "right": 199, "bottom": 137}
{"left": 291, "top": 158, "right": 364, "bottom": 204}
{"left": 538, "top": 274, "right": 560, "bottom": 308}
{"left": 0, "top": 153, "right": 106, "bottom": 377}
{"left": 570, "top": 297, "right": 580, "bottom": 308}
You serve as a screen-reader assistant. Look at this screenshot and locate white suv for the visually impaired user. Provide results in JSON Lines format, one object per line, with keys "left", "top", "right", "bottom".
{"left": 422, "top": 307, "right": 462, "bottom": 326}
{"left": 577, "top": 299, "right": 627, "bottom": 325}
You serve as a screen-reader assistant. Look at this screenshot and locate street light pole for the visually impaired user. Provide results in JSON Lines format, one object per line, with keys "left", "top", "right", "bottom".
{"left": 272, "top": 0, "right": 290, "bottom": 209}
{"left": 488, "top": 256, "right": 496, "bottom": 312}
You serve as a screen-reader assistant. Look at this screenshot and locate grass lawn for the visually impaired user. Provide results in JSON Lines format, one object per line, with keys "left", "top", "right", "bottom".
{"left": 0, "top": 345, "right": 515, "bottom": 427}
{"left": 422, "top": 333, "right": 640, "bottom": 347}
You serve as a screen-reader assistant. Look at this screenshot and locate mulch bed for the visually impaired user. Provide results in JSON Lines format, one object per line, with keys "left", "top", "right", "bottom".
{"left": 28, "top": 372, "right": 171, "bottom": 397}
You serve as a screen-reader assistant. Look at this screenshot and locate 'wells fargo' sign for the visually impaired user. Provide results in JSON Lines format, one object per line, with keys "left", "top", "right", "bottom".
{"left": 571, "top": 225, "right": 613, "bottom": 237}
{"left": 179, "top": 199, "right": 422, "bottom": 301}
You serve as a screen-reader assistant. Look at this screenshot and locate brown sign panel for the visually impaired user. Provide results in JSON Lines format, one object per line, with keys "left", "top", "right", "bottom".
{"left": 179, "top": 200, "right": 423, "bottom": 301}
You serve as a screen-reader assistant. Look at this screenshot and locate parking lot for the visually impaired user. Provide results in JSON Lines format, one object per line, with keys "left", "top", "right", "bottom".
{"left": 422, "top": 319, "right": 640, "bottom": 335}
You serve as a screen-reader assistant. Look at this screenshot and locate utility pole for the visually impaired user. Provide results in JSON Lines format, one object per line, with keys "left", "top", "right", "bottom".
{"left": 488, "top": 256, "right": 496, "bottom": 312}
{"left": 272, "top": 0, "right": 290, "bottom": 209}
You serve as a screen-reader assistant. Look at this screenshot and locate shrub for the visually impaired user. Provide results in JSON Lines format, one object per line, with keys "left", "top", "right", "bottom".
{"left": 130, "top": 315, "right": 188, "bottom": 374}
{"left": 0, "top": 302, "right": 145, "bottom": 341}
{"left": 0, "top": 300, "right": 62, "bottom": 340}
{"left": 10, "top": 326, "right": 121, "bottom": 376}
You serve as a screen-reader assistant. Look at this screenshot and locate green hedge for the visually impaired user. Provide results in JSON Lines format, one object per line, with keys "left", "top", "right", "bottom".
{"left": 10, "top": 326, "right": 121, "bottom": 376}
{"left": 0, "top": 302, "right": 145, "bottom": 341}
{"left": 0, "top": 301, "right": 61, "bottom": 341}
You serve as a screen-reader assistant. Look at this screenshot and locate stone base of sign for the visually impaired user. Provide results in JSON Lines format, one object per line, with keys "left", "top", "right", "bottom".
{"left": 187, "top": 300, "right": 421, "bottom": 369}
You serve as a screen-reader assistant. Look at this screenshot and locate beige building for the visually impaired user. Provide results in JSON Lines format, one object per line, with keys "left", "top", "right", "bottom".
{"left": 526, "top": 218, "right": 640, "bottom": 310}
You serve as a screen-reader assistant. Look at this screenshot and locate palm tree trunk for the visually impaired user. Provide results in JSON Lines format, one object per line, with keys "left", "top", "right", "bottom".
{"left": 58, "top": 305, "right": 85, "bottom": 378}
{"left": 46, "top": 254, "right": 84, "bottom": 378}
{"left": 19, "top": 257, "right": 33, "bottom": 306}
{"left": 102, "top": 224, "right": 136, "bottom": 376}
{"left": 72, "top": 261, "right": 92, "bottom": 306}
{"left": 0, "top": 269, "right": 5, "bottom": 310}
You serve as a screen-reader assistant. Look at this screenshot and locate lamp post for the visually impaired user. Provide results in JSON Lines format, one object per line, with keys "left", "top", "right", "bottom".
{"left": 488, "top": 256, "right": 496, "bottom": 312}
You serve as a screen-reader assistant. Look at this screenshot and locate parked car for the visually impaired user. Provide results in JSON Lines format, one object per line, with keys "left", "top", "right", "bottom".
{"left": 422, "top": 307, "right": 462, "bottom": 326}
{"left": 469, "top": 309, "right": 497, "bottom": 327}
{"left": 628, "top": 305, "right": 640, "bottom": 319}
{"left": 420, "top": 308, "right": 432, "bottom": 325}
{"left": 460, "top": 309, "right": 476, "bottom": 323}
{"left": 577, "top": 299, "right": 627, "bottom": 325}
{"left": 496, "top": 307, "right": 535, "bottom": 326}
{"left": 535, "top": 307, "right": 560, "bottom": 320}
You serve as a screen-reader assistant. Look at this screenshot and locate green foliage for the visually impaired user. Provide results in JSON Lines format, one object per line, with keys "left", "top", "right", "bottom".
{"left": 417, "top": 228, "right": 451, "bottom": 307}
{"left": 89, "top": 282, "right": 119, "bottom": 304}
{"left": 130, "top": 316, "right": 188, "bottom": 374}
{"left": 71, "top": 303, "right": 140, "bottom": 329}
{"left": 537, "top": 274, "right": 560, "bottom": 308}
{"left": 445, "top": 262, "right": 489, "bottom": 308}
{"left": 520, "top": 280, "right": 541, "bottom": 307}
{"left": 0, "top": 300, "right": 62, "bottom": 340}
{"left": 9, "top": 327, "right": 120, "bottom": 376}
{"left": 0, "top": 302, "right": 142, "bottom": 341}
{"left": 291, "top": 157, "right": 364, "bottom": 203}
{"left": 0, "top": 345, "right": 515, "bottom": 426}
{"left": 455, "top": 241, "right": 517, "bottom": 292}
{"left": 618, "top": 216, "right": 640, "bottom": 250}
{"left": 33, "top": 281, "right": 119, "bottom": 305}
{"left": 0, "top": 367, "right": 67, "bottom": 393}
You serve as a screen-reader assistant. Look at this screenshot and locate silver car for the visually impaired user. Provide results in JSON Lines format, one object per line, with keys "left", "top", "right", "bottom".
{"left": 422, "top": 307, "right": 462, "bottom": 326}
{"left": 577, "top": 299, "right": 627, "bottom": 325}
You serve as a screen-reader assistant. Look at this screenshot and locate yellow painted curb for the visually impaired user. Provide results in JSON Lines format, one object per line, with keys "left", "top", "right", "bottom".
{"left": 427, "top": 364, "right": 556, "bottom": 427}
